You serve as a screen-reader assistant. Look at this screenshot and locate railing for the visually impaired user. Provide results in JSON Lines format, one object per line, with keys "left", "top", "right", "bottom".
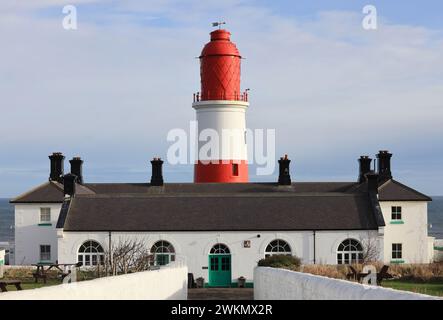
{"left": 193, "top": 91, "right": 249, "bottom": 102}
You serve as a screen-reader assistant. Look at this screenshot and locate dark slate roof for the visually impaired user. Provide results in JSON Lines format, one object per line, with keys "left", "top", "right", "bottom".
{"left": 11, "top": 179, "right": 431, "bottom": 203}
{"left": 378, "top": 180, "right": 432, "bottom": 202}
{"left": 11, "top": 181, "right": 358, "bottom": 203}
{"left": 10, "top": 182, "right": 64, "bottom": 203}
{"left": 84, "top": 182, "right": 358, "bottom": 194}
{"left": 10, "top": 181, "right": 95, "bottom": 203}
{"left": 61, "top": 193, "right": 378, "bottom": 232}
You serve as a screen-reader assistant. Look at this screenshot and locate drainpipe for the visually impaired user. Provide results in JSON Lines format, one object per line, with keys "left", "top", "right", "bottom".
{"left": 108, "top": 231, "right": 112, "bottom": 275}
{"left": 313, "top": 230, "right": 316, "bottom": 264}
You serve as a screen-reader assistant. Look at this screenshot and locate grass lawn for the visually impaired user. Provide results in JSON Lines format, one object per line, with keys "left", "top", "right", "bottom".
{"left": 3, "top": 279, "right": 61, "bottom": 292}
{"left": 1, "top": 269, "right": 100, "bottom": 293}
{"left": 381, "top": 279, "right": 443, "bottom": 297}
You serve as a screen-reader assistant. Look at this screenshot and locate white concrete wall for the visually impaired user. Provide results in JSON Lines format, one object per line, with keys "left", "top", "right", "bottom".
{"left": 14, "top": 203, "right": 62, "bottom": 265}
{"left": 254, "top": 267, "right": 439, "bottom": 300}
{"left": 0, "top": 265, "right": 187, "bottom": 300}
{"left": 0, "top": 249, "right": 5, "bottom": 278}
{"left": 379, "top": 201, "right": 430, "bottom": 264}
{"left": 58, "top": 230, "right": 379, "bottom": 283}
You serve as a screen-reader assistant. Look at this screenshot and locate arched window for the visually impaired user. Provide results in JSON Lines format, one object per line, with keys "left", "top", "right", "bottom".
{"left": 151, "top": 241, "right": 175, "bottom": 266}
{"left": 265, "top": 239, "right": 292, "bottom": 258}
{"left": 78, "top": 240, "right": 104, "bottom": 266}
{"left": 337, "top": 239, "right": 363, "bottom": 265}
{"left": 210, "top": 243, "right": 230, "bottom": 254}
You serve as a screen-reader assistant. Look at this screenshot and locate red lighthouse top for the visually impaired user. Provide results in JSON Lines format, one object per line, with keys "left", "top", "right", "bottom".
{"left": 197, "top": 29, "right": 247, "bottom": 102}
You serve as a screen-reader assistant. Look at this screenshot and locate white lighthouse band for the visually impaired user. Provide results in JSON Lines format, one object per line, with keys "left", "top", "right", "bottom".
{"left": 192, "top": 100, "right": 249, "bottom": 162}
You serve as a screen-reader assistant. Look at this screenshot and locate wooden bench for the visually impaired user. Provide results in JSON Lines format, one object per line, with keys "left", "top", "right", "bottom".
{"left": 32, "top": 269, "right": 47, "bottom": 284}
{"left": 0, "top": 280, "right": 22, "bottom": 292}
{"left": 33, "top": 262, "right": 83, "bottom": 283}
{"left": 346, "top": 265, "right": 393, "bottom": 285}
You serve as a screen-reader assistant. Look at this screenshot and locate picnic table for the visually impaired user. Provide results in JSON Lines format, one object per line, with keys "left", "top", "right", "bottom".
{"left": 0, "top": 280, "right": 22, "bottom": 292}
{"left": 32, "top": 263, "right": 81, "bottom": 283}
{"left": 346, "top": 265, "right": 393, "bottom": 285}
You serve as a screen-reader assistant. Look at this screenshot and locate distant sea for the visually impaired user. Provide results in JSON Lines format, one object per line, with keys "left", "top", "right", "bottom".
{"left": 429, "top": 196, "right": 443, "bottom": 239}
{"left": 1, "top": 197, "right": 443, "bottom": 243}
{"left": 0, "top": 199, "right": 14, "bottom": 243}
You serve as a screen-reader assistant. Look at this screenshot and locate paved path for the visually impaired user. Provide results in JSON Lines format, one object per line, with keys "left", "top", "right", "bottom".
{"left": 188, "top": 288, "right": 254, "bottom": 300}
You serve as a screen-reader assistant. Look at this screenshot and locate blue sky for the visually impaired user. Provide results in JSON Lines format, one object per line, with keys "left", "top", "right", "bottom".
{"left": 1, "top": 0, "right": 442, "bottom": 197}
{"left": 263, "top": 1, "right": 443, "bottom": 28}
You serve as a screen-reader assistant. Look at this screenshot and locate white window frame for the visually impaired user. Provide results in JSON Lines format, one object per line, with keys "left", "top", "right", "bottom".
{"left": 391, "top": 206, "right": 402, "bottom": 221}
{"left": 392, "top": 243, "right": 402, "bottom": 259}
{"left": 40, "top": 207, "right": 51, "bottom": 223}
{"left": 337, "top": 239, "right": 364, "bottom": 265}
{"left": 265, "top": 239, "right": 292, "bottom": 258}
{"left": 210, "top": 243, "right": 230, "bottom": 255}
{"left": 77, "top": 240, "right": 105, "bottom": 267}
{"left": 151, "top": 241, "right": 176, "bottom": 266}
{"left": 40, "top": 245, "right": 51, "bottom": 262}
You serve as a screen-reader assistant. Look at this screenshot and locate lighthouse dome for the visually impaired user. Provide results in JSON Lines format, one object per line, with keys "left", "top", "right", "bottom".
{"left": 199, "top": 29, "right": 242, "bottom": 101}
{"left": 200, "top": 29, "right": 241, "bottom": 58}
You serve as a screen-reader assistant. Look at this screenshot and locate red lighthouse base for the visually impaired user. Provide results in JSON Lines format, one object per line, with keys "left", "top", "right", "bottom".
{"left": 194, "top": 160, "right": 248, "bottom": 183}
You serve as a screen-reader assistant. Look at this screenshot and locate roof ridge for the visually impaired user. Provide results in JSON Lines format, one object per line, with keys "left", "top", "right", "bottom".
{"left": 73, "top": 192, "right": 365, "bottom": 199}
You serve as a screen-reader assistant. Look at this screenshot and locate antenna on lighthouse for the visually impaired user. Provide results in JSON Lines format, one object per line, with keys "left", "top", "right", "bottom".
{"left": 212, "top": 21, "right": 226, "bottom": 29}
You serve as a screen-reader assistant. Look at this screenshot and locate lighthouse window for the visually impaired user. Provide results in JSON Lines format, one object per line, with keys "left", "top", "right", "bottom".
{"left": 232, "top": 163, "right": 239, "bottom": 176}
{"left": 265, "top": 239, "right": 292, "bottom": 258}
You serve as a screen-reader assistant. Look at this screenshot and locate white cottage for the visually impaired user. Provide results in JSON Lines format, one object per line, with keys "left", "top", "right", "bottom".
{"left": 11, "top": 151, "right": 434, "bottom": 287}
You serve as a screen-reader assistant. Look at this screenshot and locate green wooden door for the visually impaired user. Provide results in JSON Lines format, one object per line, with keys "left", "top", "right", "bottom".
{"left": 208, "top": 254, "right": 232, "bottom": 287}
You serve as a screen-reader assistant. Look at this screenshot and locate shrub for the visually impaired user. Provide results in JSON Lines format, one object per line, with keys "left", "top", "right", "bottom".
{"left": 302, "top": 264, "right": 349, "bottom": 280}
{"left": 257, "top": 255, "right": 301, "bottom": 271}
{"left": 301, "top": 262, "right": 443, "bottom": 283}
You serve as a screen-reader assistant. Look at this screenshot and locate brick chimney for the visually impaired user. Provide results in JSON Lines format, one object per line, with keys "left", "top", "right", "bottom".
{"left": 150, "top": 158, "right": 164, "bottom": 186}
{"left": 49, "top": 152, "right": 65, "bottom": 183}
{"left": 70, "top": 157, "right": 84, "bottom": 184}
{"left": 377, "top": 150, "right": 393, "bottom": 183}
{"left": 278, "top": 155, "right": 291, "bottom": 185}
{"left": 63, "top": 173, "right": 77, "bottom": 196}
{"left": 366, "top": 171, "right": 379, "bottom": 195}
{"left": 358, "top": 156, "right": 372, "bottom": 184}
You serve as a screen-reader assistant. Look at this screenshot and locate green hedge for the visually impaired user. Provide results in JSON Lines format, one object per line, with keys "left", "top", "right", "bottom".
{"left": 257, "top": 255, "right": 301, "bottom": 270}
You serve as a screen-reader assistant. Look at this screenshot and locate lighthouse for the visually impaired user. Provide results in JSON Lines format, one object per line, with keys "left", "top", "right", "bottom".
{"left": 193, "top": 28, "right": 249, "bottom": 183}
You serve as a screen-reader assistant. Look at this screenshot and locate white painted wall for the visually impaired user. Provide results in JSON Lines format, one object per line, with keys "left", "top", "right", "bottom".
{"left": 254, "top": 267, "right": 439, "bottom": 300}
{"left": 0, "top": 265, "right": 187, "bottom": 300}
{"left": 14, "top": 203, "right": 61, "bottom": 265}
{"left": 379, "top": 201, "right": 430, "bottom": 263}
{"left": 193, "top": 100, "right": 248, "bottom": 161}
{"left": 58, "top": 230, "right": 379, "bottom": 283}
{"left": 0, "top": 249, "right": 5, "bottom": 278}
